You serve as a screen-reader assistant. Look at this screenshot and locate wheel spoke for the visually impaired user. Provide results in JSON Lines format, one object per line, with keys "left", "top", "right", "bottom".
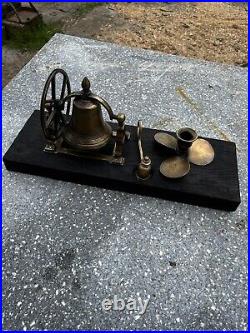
{"left": 58, "top": 109, "right": 65, "bottom": 124}
{"left": 41, "top": 68, "right": 72, "bottom": 140}
{"left": 66, "top": 100, "right": 71, "bottom": 116}
{"left": 45, "top": 109, "right": 56, "bottom": 128}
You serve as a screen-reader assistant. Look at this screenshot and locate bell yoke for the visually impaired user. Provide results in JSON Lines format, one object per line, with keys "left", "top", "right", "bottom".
{"left": 40, "top": 68, "right": 128, "bottom": 165}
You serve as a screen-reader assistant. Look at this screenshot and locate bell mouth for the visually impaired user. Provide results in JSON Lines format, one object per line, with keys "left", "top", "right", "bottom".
{"left": 63, "top": 122, "right": 112, "bottom": 151}
{"left": 176, "top": 128, "right": 198, "bottom": 143}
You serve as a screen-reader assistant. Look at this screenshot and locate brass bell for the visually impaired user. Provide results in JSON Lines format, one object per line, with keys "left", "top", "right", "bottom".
{"left": 63, "top": 77, "right": 112, "bottom": 151}
{"left": 41, "top": 69, "right": 128, "bottom": 164}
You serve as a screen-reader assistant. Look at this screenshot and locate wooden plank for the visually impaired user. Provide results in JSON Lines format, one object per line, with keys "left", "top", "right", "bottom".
{"left": 3, "top": 110, "right": 241, "bottom": 211}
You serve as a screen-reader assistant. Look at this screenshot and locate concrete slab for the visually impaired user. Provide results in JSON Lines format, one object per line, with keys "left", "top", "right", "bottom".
{"left": 2, "top": 34, "right": 247, "bottom": 330}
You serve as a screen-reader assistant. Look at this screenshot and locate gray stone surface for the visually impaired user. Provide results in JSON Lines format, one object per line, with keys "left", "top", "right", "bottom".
{"left": 2, "top": 34, "right": 247, "bottom": 330}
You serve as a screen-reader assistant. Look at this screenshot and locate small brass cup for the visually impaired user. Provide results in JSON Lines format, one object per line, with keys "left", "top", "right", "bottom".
{"left": 176, "top": 128, "right": 198, "bottom": 155}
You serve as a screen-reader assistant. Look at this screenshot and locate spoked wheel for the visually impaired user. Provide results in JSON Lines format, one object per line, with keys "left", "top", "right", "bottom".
{"left": 40, "top": 69, "right": 71, "bottom": 140}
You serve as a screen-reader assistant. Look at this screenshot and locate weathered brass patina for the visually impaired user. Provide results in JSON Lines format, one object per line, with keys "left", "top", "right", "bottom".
{"left": 40, "top": 68, "right": 215, "bottom": 180}
{"left": 40, "top": 69, "right": 129, "bottom": 165}
{"left": 156, "top": 127, "right": 215, "bottom": 179}
{"left": 160, "top": 156, "right": 190, "bottom": 179}
{"left": 63, "top": 97, "right": 112, "bottom": 151}
{"left": 136, "top": 120, "right": 152, "bottom": 180}
{"left": 176, "top": 127, "right": 198, "bottom": 154}
{"left": 154, "top": 128, "right": 198, "bottom": 154}
{"left": 154, "top": 132, "right": 177, "bottom": 150}
{"left": 188, "top": 138, "right": 215, "bottom": 166}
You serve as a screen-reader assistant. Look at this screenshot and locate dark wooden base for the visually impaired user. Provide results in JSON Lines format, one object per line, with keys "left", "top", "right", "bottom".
{"left": 3, "top": 110, "right": 240, "bottom": 211}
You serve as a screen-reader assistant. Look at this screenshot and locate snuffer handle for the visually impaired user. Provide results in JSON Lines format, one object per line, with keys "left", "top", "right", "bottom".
{"left": 136, "top": 120, "right": 152, "bottom": 180}
{"left": 137, "top": 120, "right": 144, "bottom": 161}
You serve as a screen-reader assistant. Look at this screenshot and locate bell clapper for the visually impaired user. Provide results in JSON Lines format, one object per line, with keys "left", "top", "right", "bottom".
{"left": 136, "top": 120, "right": 152, "bottom": 180}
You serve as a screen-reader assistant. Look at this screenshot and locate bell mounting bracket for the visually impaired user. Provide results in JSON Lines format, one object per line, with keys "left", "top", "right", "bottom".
{"left": 40, "top": 69, "right": 129, "bottom": 165}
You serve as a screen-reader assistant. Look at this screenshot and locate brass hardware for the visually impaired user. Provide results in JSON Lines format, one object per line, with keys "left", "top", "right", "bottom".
{"left": 176, "top": 127, "right": 198, "bottom": 155}
{"left": 40, "top": 69, "right": 129, "bottom": 165}
{"left": 156, "top": 127, "right": 214, "bottom": 179}
{"left": 136, "top": 121, "right": 152, "bottom": 180}
{"left": 157, "top": 127, "right": 196, "bottom": 179}
{"left": 154, "top": 132, "right": 177, "bottom": 150}
{"left": 44, "top": 140, "right": 125, "bottom": 165}
{"left": 188, "top": 138, "right": 215, "bottom": 166}
{"left": 63, "top": 98, "right": 112, "bottom": 151}
{"left": 40, "top": 69, "right": 215, "bottom": 181}
{"left": 160, "top": 156, "right": 190, "bottom": 179}
{"left": 155, "top": 128, "right": 198, "bottom": 154}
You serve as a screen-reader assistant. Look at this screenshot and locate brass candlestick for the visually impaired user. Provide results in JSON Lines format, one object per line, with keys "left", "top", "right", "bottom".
{"left": 154, "top": 127, "right": 215, "bottom": 179}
